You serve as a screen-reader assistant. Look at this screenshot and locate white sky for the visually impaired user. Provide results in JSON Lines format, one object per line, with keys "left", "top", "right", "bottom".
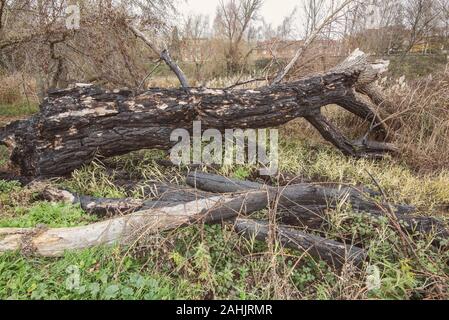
{"left": 179, "top": 0, "right": 299, "bottom": 27}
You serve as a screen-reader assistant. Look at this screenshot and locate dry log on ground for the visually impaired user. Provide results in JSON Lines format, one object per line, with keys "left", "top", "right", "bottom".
{"left": 41, "top": 171, "right": 446, "bottom": 241}
{"left": 0, "top": 50, "right": 395, "bottom": 177}
{"left": 234, "top": 219, "right": 366, "bottom": 268}
{"left": 0, "top": 195, "right": 234, "bottom": 256}
{"left": 1, "top": 187, "right": 367, "bottom": 268}
{"left": 39, "top": 184, "right": 212, "bottom": 217}
{"left": 186, "top": 172, "right": 449, "bottom": 240}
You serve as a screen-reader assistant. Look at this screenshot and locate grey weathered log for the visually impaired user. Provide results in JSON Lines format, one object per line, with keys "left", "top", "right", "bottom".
{"left": 186, "top": 172, "right": 449, "bottom": 240}
{"left": 109, "top": 178, "right": 213, "bottom": 201}
{"left": 40, "top": 186, "right": 146, "bottom": 217}
{"left": 33, "top": 186, "right": 367, "bottom": 268}
{"left": 234, "top": 219, "right": 366, "bottom": 268}
{"left": 4, "top": 185, "right": 271, "bottom": 256}
{"left": 0, "top": 50, "right": 395, "bottom": 177}
{"left": 39, "top": 184, "right": 271, "bottom": 222}
{"left": 0, "top": 195, "right": 238, "bottom": 257}
{"left": 39, "top": 184, "right": 212, "bottom": 217}
{"left": 186, "top": 172, "right": 415, "bottom": 215}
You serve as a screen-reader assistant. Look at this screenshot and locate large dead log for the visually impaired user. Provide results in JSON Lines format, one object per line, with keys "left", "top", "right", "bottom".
{"left": 0, "top": 195, "right": 234, "bottom": 256}
{"left": 234, "top": 219, "right": 366, "bottom": 268}
{"left": 0, "top": 50, "right": 395, "bottom": 177}
{"left": 0, "top": 188, "right": 367, "bottom": 268}
{"left": 186, "top": 172, "right": 449, "bottom": 241}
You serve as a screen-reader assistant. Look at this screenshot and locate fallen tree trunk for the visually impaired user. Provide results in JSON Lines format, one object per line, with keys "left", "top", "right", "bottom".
{"left": 0, "top": 50, "right": 395, "bottom": 177}
{"left": 0, "top": 193, "right": 250, "bottom": 257}
{"left": 0, "top": 188, "right": 366, "bottom": 268}
{"left": 234, "top": 219, "right": 366, "bottom": 268}
{"left": 186, "top": 172, "right": 449, "bottom": 240}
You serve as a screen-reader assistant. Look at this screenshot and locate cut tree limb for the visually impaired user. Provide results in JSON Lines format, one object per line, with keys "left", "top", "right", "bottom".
{"left": 234, "top": 219, "right": 366, "bottom": 268}
{"left": 186, "top": 172, "right": 449, "bottom": 241}
{"left": 0, "top": 50, "right": 395, "bottom": 177}
{"left": 0, "top": 187, "right": 367, "bottom": 268}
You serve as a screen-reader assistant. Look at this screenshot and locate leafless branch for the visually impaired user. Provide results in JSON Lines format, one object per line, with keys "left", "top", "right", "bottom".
{"left": 271, "top": 0, "right": 354, "bottom": 86}
{"left": 128, "top": 24, "right": 190, "bottom": 88}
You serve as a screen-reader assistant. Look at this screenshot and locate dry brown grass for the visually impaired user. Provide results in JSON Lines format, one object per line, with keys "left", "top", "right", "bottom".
{"left": 383, "top": 68, "right": 449, "bottom": 172}
{"left": 283, "top": 66, "right": 449, "bottom": 174}
{"left": 0, "top": 73, "right": 37, "bottom": 106}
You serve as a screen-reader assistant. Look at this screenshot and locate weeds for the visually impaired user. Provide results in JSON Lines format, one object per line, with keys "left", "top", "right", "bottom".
{"left": 1, "top": 132, "right": 448, "bottom": 299}
{"left": 0, "top": 67, "right": 448, "bottom": 300}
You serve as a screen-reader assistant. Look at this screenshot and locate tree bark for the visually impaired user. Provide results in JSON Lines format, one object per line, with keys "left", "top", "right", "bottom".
{"left": 0, "top": 187, "right": 367, "bottom": 268}
{"left": 0, "top": 50, "right": 395, "bottom": 177}
{"left": 186, "top": 172, "right": 449, "bottom": 241}
{"left": 234, "top": 219, "right": 366, "bottom": 268}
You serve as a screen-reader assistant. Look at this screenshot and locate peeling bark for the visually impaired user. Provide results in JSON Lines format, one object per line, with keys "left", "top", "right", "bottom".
{"left": 0, "top": 184, "right": 366, "bottom": 269}
{"left": 0, "top": 50, "right": 395, "bottom": 177}
{"left": 186, "top": 172, "right": 449, "bottom": 241}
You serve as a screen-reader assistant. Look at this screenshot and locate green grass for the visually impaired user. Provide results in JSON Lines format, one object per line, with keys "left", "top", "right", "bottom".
{"left": 0, "top": 202, "right": 98, "bottom": 228}
{"left": 0, "top": 247, "right": 194, "bottom": 300}
{"left": 387, "top": 55, "right": 448, "bottom": 79}
{"left": 0, "top": 95, "right": 448, "bottom": 299}
{"left": 0, "top": 213, "right": 447, "bottom": 300}
{"left": 0, "top": 102, "right": 39, "bottom": 117}
{"left": 0, "top": 131, "right": 448, "bottom": 299}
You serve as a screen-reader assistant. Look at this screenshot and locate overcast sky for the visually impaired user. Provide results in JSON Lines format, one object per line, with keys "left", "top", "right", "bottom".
{"left": 179, "top": 0, "right": 299, "bottom": 27}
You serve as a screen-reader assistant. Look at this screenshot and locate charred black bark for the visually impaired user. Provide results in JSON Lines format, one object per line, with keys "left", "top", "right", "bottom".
{"left": 186, "top": 172, "right": 449, "bottom": 241}
{"left": 37, "top": 184, "right": 367, "bottom": 268}
{"left": 0, "top": 51, "right": 395, "bottom": 177}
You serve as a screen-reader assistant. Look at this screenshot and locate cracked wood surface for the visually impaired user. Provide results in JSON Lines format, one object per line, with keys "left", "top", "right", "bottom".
{"left": 0, "top": 50, "right": 395, "bottom": 177}
{"left": 1, "top": 184, "right": 367, "bottom": 268}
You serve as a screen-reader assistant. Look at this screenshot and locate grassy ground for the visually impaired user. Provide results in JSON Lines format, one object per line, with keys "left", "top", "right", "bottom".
{"left": 0, "top": 102, "right": 39, "bottom": 118}
{"left": 0, "top": 65, "right": 448, "bottom": 300}
{"left": 0, "top": 105, "right": 448, "bottom": 300}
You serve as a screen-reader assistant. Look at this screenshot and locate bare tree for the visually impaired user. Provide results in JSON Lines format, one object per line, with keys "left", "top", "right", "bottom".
{"left": 0, "top": 0, "right": 6, "bottom": 31}
{"left": 0, "top": 0, "right": 180, "bottom": 95}
{"left": 272, "top": 0, "right": 355, "bottom": 85}
{"left": 437, "top": 0, "right": 449, "bottom": 50}
{"left": 403, "top": 0, "right": 439, "bottom": 55}
{"left": 180, "top": 14, "right": 211, "bottom": 82}
{"left": 343, "top": 0, "right": 406, "bottom": 55}
{"left": 276, "top": 7, "right": 298, "bottom": 40}
{"left": 303, "top": 0, "right": 326, "bottom": 38}
{"left": 214, "top": 0, "right": 263, "bottom": 73}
